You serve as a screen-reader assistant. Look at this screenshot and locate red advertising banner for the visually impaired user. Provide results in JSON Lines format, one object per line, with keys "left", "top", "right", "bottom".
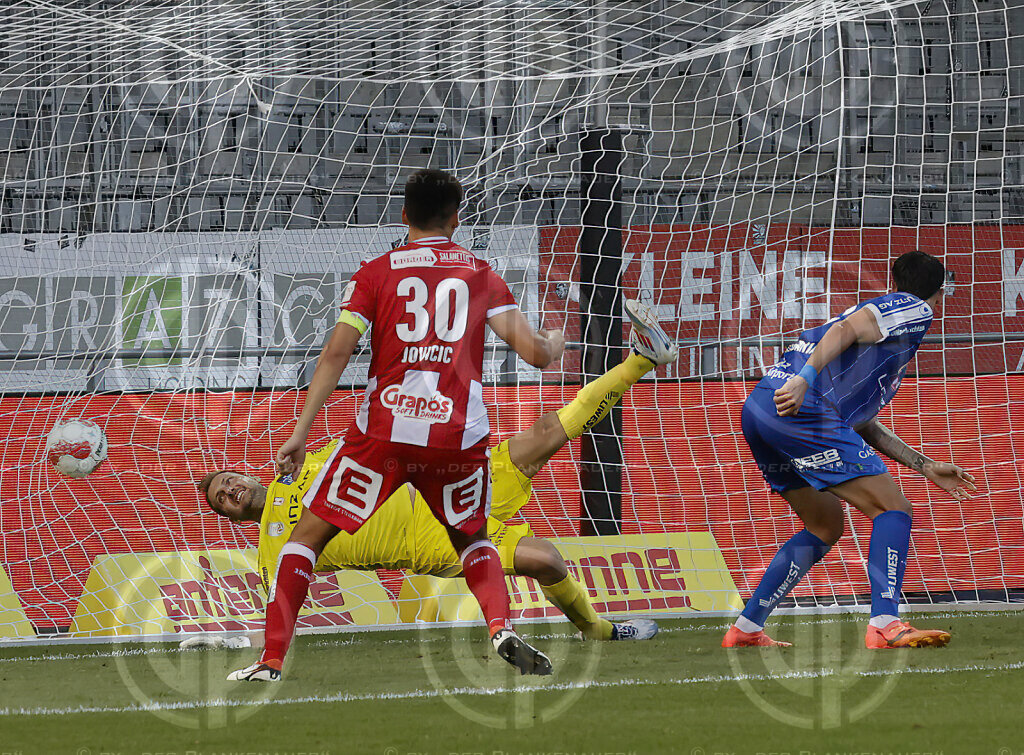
{"left": 2, "top": 376, "right": 1021, "bottom": 631}
{"left": 540, "top": 224, "right": 1024, "bottom": 378}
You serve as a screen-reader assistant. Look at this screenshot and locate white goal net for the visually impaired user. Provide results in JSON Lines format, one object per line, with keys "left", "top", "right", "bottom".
{"left": 0, "top": 0, "right": 1022, "bottom": 641}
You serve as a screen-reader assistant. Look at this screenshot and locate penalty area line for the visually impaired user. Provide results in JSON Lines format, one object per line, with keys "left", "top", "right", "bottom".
{"left": 1, "top": 659, "right": 1023, "bottom": 718}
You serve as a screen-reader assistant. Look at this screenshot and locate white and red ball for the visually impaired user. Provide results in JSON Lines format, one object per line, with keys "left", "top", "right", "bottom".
{"left": 45, "top": 419, "right": 108, "bottom": 478}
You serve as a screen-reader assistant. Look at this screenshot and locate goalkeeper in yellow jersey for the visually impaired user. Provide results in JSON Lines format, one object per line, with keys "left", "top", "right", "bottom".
{"left": 201, "top": 303, "right": 677, "bottom": 645}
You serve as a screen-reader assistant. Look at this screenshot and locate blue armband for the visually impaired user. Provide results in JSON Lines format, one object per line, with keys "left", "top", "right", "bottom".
{"left": 797, "top": 363, "right": 819, "bottom": 387}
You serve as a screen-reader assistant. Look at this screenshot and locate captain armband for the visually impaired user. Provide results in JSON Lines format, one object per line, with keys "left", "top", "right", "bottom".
{"left": 337, "top": 309, "right": 369, "bottom": 335}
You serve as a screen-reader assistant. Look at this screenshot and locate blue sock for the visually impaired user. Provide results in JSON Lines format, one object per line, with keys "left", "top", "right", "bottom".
{"left": 867, "top": 510, "right": 912, "bottom": 619}
{"left": 739, "top": 529, "right": 831, "bottom": 629}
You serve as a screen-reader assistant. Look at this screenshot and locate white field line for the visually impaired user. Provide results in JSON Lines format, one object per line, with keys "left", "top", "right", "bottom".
{"left": 1, "top": 659, "right": 1022, "bottom": 718}
{"left": 3, "top": 609, "right": 1019, "bottom": 666}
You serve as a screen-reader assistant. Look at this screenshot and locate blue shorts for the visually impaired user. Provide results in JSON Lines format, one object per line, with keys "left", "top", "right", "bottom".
{"left": 741, "top": 387, "right": 888, "bottom": 493}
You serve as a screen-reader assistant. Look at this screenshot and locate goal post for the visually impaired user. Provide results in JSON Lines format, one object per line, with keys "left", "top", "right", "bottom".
{"left": 0, "top": 0, "right": 1022, "bottom": 643}
{"left": 579, "top": 126, "right": 625, "bottom": 537}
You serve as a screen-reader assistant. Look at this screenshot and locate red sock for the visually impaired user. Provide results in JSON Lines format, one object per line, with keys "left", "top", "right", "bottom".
{"left": 460, "top": 540, "right": 512, "bottom": 636}
{"left": 261, "top": 543, "right": 316, "bottom": 664}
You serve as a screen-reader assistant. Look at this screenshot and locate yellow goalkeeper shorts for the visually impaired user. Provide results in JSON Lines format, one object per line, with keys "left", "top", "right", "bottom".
{"left": 407, "top": 504, "right": 532, "bottom": 578}
{"left": 403, "top": 440, "right": 533, "bottom": 578}
{"left": 489, "top": 440, "right": 534, "bottom": 522}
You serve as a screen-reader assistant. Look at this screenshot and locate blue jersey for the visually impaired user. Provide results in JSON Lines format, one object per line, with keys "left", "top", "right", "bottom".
{"left": 757, "top": 292, "right": 934, "bottom": 427}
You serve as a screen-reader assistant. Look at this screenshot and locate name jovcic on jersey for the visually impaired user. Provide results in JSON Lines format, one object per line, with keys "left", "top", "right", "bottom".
{"left": 401, "top": 344, "right": 454, "bottom": 364}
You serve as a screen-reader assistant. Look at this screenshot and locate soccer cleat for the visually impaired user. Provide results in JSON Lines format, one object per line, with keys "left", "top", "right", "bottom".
{"left": 625, "top": 299, "right": 678, "bottom": 367}
{"left": 226, "top": 659, "right": 282, "bottom": 682}
{"left": 721, "top": 625, "right": 793, "bottom": 648}
{"left": 610, "top": 618, "right": 659, "bottom": 641}
{"left": 491, "top": 629, "right": 553, "bottom": 676}
{"left": 865, "top": 619, "right": 951, "bottom": 649}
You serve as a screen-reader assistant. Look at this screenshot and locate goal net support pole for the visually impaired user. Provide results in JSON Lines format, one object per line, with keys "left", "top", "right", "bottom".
{"left": 579, "top": 127, "right": 625, "bottom": 536}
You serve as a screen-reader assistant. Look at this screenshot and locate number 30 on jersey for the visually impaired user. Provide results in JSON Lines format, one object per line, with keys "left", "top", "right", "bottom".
{"left": 395, "top": 277, "right": 469, "bottom": 343}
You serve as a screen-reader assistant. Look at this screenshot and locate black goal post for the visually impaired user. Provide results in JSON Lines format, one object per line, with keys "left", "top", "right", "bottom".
{"left": 578, "top": 127, "right": 625, "bottom": 536}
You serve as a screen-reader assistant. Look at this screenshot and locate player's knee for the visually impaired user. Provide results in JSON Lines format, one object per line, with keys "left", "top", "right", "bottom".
{"left": 447, "top": 523, "right": 487, "bottom": 554}
{"left": 813, "top": 519, "right": 844, "bottom": 546}
{"left": 536, "top": 411, "right": 565, "bottom": 443}
{"left": 515, "top": 538, "right": 568, "bottom": 585}
{"left": 289, "top": 513, "right": 336, "bottom": 552}
{"left": 885, "top": 494, "right": 913, "bottom": 516}
{"left": 863, "top": 491, "right": 912, "bottom": 518}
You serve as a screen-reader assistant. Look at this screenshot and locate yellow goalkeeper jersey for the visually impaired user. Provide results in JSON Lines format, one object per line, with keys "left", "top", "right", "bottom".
{"left": 255, "top": 440, "right": 533, "bottom": 592}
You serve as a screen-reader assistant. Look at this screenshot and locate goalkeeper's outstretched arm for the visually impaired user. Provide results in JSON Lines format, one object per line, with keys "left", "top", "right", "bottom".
{"left": 855, "top": 418, "right": 979, "bottom": 501}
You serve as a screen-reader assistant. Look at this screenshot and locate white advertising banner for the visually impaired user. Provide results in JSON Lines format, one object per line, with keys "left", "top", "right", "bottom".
{"left": 0, "top": 227, "right": 539, "bottom": 392}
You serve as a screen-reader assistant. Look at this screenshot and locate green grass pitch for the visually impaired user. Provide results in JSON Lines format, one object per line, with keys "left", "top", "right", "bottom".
{"left": 1, "top": 611, "right": 1020, "bottom": 754}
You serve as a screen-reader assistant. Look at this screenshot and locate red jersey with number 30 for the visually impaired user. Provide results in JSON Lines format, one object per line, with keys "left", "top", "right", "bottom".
{"left": 340, "top": 236, "right": 518, "bottom": 450}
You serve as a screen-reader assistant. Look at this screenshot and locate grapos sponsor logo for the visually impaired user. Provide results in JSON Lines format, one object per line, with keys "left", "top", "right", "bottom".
{"left": 765, "top": 366, "right": 795, "bottom": 381}
{"left": 380, "top": 385, "right": 454, "bottom": 423}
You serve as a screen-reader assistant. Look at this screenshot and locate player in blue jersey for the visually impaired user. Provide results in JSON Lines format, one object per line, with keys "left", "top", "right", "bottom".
{"left": 723, "top": 251, "right": 978, "bottom": 650}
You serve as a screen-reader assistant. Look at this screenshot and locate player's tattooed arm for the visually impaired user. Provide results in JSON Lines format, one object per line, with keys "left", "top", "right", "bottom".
{"left": 855, "top": 418, "right": 931, "bottom": 471}
{"left": 855, "top": 418, "right": 978, "bottom": 501}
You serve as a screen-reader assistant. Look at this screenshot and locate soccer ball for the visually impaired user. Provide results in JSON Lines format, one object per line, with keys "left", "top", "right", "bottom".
{"left": 45, "top": 419, "right": 108, "bottom": 478}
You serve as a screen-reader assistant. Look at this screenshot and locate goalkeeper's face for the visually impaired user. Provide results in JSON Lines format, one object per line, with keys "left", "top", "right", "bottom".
{"left": 205, "top": 471, "right": 264, "bottom": 522}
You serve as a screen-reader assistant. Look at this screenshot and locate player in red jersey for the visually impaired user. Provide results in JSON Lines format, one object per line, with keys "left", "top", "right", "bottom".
{"left": 229, "top": 169, "right": 564, "bottom": 681}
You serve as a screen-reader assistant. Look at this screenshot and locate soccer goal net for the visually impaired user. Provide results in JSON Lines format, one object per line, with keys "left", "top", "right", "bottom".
{"left": 0, "top": 0, "right": 1021, "bottom": 642}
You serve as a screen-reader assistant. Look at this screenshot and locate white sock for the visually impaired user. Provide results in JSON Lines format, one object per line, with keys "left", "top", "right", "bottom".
{"left": 735, "top": 615, "right": 764, "bottom": 633}
{"left": 869, "top": 614, "right": 900, "bottom": 629}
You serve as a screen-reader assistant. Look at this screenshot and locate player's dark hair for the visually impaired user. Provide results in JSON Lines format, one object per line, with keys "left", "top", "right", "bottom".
{"left": 892, "top": 250, "right": 945, "bottom": 301}
{"left": 404, "top": 169, "right": 463, "bottom": 230}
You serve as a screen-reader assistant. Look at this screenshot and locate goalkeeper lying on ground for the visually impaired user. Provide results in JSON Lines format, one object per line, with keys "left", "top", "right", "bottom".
{"left": 200, "top": 306, "right": 678, "bottom": 643}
